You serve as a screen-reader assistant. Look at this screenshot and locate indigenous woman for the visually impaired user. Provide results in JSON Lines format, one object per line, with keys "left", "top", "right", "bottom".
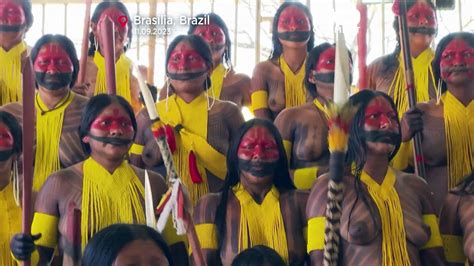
{"left": 0, "top": 111, "right": 22, "bottom": 266}
{"left": 367, "top": 0, "right": 438, "bottom": 170}
{"left": 131, "top": 35, "right": 244, "bottom": 204}
{"left": 250, "top": 2, "right": 314, "bottom": 121}
{"left": 439, "top": 172, "right": 474, "bottom": 265}
{"left": 1, "top": 34, "right": 88, "bottom": 192}
{"left": 0, "top": 0, "right": 33, "bottom": 105}
{"left": 9, "top": 95, "right": 170, "bottom": 264}
{"left": 307, "top": 90, "right": 444, "bottom": 266}
{"left": 193, "top": 119, "right": 308, "bottom": 265}
{"left": 402, "top": 32, "right": 474, "bottom": 211}
{"left": 275, "top": 43, "right": 352, "bottom": 189}
{"left": 78, "top": 1, "right": 141, "bottom": 113}
{"left": 159, "top": 13, "right": 251, "bottom": 108}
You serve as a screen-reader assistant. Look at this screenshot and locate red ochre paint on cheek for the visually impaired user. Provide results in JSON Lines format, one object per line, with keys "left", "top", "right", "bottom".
{"left": 237, "top": 127, "right": 280, "bottom": 160}
{"left": 193, "top": 23, "right": 225, "bottom": 45}
{"left": 314, "top": 46, "right": 336, "bottom": 72}
{"left": 406, "top": 3, "right": 437, "bottom": 28}
{"left": 167, "top": 43, "right": 207, "bottom": 73}
{"left": 364, "top": 98, "right": 398, "bottom": 129}
{"left": 0, "top": 127, "right": 14, "bottom": 149}
{"left": 90, "top": 115, "right": 134, "bottom": 134}
{"left": 277, "top": 6, "right": 310, "bottom": 32}
{"left": 0, "top": 1, "right": 26, "bottom": 25}
{"left": 33, "top": 43, "right": 74, "bottom": 73}
{"left": 440, "top": 39, "right": 474, "bottom": 79}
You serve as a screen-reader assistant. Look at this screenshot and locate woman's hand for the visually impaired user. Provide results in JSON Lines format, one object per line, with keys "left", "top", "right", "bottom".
{"left": 10, "top": 233, "right": 41, "bottom": 261}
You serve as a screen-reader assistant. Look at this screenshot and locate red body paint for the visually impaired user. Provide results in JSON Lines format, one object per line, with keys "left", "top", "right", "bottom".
{"left": 99, "top": 7, "right": 128, "bottom": 39}
{"left": 406, "top": 2, "right": 437, "bottom": 29}
{"left": 440, "top": 38, "right": 474, "bottom": 80}
{"left": 0, "top": 0, "right": 26, "bottom": 26}
{"left": 315, "top": 46, "right": 336, "bottom": 72}
{"left": 237, "top": 126, "right": 279, "bottom": 161}
{"left": 167, "top": 42, "right": 207, "bottom": 73}
{"left": 364, "top": 97, "right": 398, "bottom": 130}
{"left": 90, "top": 114, "right": 134, "bottom": 134}
{"left": 33, "top": 43, "right": 73, "bottom": 73}
{"left": 0, "top": 126, "right": 13, "bottom": 148}
{"left": 277, "top": 6, "right": 310, "bottom": 32}
{"left": 193, "top": 23, "right": 225, "bottom": 47}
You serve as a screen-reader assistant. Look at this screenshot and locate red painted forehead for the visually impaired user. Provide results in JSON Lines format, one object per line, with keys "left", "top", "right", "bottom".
{"left": 90, "top": 105, "right": 134, "bottom": 134}
{"left": 0, "top": 124, "right": 14, "bottom": 149}
{"left": 33, "top": 42, "right": 73, "bottom": 73}
{"left": 167, "top": 41, "right": 207, "bottom": 72}
{"left": 364, "top": 96, "right": 398, "bottom": 127}
{"left": 193, "top": 23, "right": 226, "bottom": 44}
{"left": 441, "top": 38, "right": 474, "bottom": 61}
{"left": 314, "top": 46, "right": 336, "bottom": 72}
{"left": 0, "top": 0, "right": 26, "bottom": 25}
{"left": 407, "top": 2, "right": 437, "bottom": 28}
{"left": 277, "top": 6, "right": 310, "bottom": 32}
{"left": 440, "top": 38, "right": 474, "bottom": 79}
{"left": 238, "top": 126, "right": 279, "bottom": 159}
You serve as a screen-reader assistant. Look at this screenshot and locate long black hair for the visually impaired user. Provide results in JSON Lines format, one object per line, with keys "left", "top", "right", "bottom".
{"left": 345, "top": 90, "right": 402, "bottom": 240}
{"left": 432, "top": 32, "right": 474, "bottom": 93}
{"left": 304, "top": 42, "right": 353, "bottom": 98}
{"left": 452, "top": 171, "right": 474, "bottom": 196}
{"left": 231, "top": 245, "right": 286, "bottom": 266}
{"left": 214, "top": 119, "right": 295, "bottom": 253}
{"left": 17, "top": 0, "right": 33, "bottom": 29}
{"left": 165, "top": 35, "right": 213, "bottom": 90}
{"left": 188, "top": 13, "right": 232, "bottom": 68}
{"left": 0, "top": 111, "right": 22, "bottom": 155}
{"left": 382, "top": 0, "right": 436, "bottom": 72}
{"left": 31, "top": 34, "right": 79, "bottom": 88}
{"left": 88, "top": 1, "right": 133, "bottom": 56}
{"left": 270, "top": 2, "right": 314, "bottom": 60}
{"left": 82, "top": 224, "right": 174, "bottom": 266}
{"left": 79, "top": 94, "right": 137, "bottom": 154}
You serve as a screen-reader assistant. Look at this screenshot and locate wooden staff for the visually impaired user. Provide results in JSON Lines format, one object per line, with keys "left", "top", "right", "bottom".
{"left": 396, "top": 0, "right": 426, "bottom": 178}
{"left": 76, "top": 0, "right": 92, "bottom": 85}
{"left": 356, "top": 1, "right": 368, "bottom": 89}
{"left": 135, "top": 66, "right": 205, "bottom": 266}
{"left": 99, "top": 16, "right": 117, "bottom": 95}
{"left": 21, "top": 57, "right": 35, "bottom": 266}
{"left": 147, "top": 0, "right": 157, "bottom": 85}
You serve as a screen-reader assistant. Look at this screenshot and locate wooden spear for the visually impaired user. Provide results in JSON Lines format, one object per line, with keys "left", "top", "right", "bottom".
{"left": 396, "top": 0, "right": 426, "bottom": 178}
{"left": 99, "top": 16, "right": 117, "bottom": 95}
{"left": 21, "top": 57, "right": 35, "bottom": 266}
{"left": 76, "top": 0, "right": 92, "bottom": 85}
{"left": 356, "top": 1, "right": 368, "bottom": 89}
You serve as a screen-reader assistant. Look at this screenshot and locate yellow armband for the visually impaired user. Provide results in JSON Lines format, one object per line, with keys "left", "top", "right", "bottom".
{"left": 294, "top": 167, "right": 318, "bottom": 190}
{"left": 251, "top": 90, "right": 268, "bottom": 111}
{"left": 442, "top": 234, "right": 466, "bottom": 263}
{"left": 31, "top": 212, "right": 59, "bottom": 249}
{"left": 307, "top": 216, "right": 326, "bottom": 253}
{"left": 420, "top": 214, "right": 442, "bottom": 249}
{"left": 283, "top": 140, "right": 292, "bottom": 163}
{"left": 129, "top": 143, "right": 144, "bottom": 156}
{"left": 195, "top": 223, "right": 218, "bottom": 250}
{"left": 12, "top": 249, "right": 39, "bottom": 266}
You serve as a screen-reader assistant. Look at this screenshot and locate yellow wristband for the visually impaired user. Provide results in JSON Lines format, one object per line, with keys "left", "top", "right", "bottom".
{"left": 294, "top": 167, "right": 318, "bottom": 190}
{"left": 129, "top": 143, "right": 144, "bottom": 155}
{"left": 31, "top": 212, "right": 59, "bottom": 249}
{"left": 420, "top": 214, "right": 442, "bottom": 249}
{"left": 195, "top": 223, "right": 218, "bottom": 250}
{"left": 307, "top": 216, "right": 326, "bottom": 253}
{"left": 251, "top": 90, "right": 268, "bottom": 111}
{"left": 442, "top": 234, "right": 466, "bottom": 263}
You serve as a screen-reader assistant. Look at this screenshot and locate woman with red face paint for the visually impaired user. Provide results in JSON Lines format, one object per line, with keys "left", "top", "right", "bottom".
{"left": 275, "top": 43, "right": 353, "bottom": 190}
{"left": 307, "top": 90, "right": 445, "bottom": 266}
{"left": 132, "top": 35, "right": 244, "bottom": 205}
{"left": 75, "top": 1, "right": 141, "bottom": 114}
{"left": 250, "top": 2, "right": 314, "bottom": 121}
{"left": 159, "top": 13, "right": 251, "bottom": 108}
{"left": 1, "top": 34, "right": 89, "bottom": 193}
{"left": 193, "top": 118, "right": 308, "bottom": 265}
{"left": 9, "top": 94, "right": 182, "bottom": 265}
{"left": 367, "top": 0, "right": 438, "bottom": 170}
{"left": 0, "top": 0, "right": 33, "bottom": 106}
{"left": 0, "top": 111, "right": 22, "bottom": 266}
{"left": 402, "top": 32, "right": 474, "bottom": 215}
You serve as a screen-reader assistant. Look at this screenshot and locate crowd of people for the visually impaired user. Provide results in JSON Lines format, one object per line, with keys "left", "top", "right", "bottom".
{"left": 0, "top": 0, "right": 472, "bottom": 265}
